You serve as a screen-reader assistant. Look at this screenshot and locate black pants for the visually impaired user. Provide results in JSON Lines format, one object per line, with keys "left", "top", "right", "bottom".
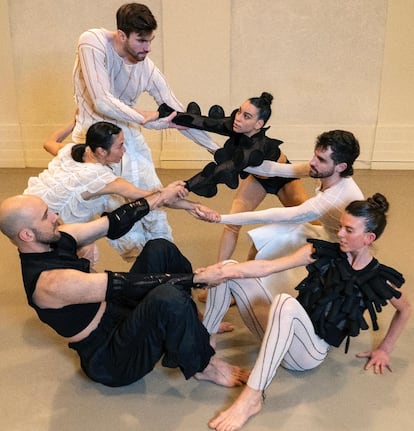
{"left": 69, "top": 239, "right": 215, "bottom": 387}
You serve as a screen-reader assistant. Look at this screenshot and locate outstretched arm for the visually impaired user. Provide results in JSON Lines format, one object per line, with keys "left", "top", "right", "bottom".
{"left": 60, "top": 192, "right": 164, "bottom": 246}
{"left": 166, "top": 199, "right": 220, "bottom": 222}
{"left": 194, "top": 243, "right": 314, "bottom": 286}
{"left": 244, "top": 161, "right": 310, "bottom": 178}
{"left": 82, "top": 178, "right": 187, "bottom": 204}
{"left": 218, "top": 197, "right": 321, "bottom": 226}
{"left": 34, "top": 269, "right": 108, "bottom": 308}
{"left": 356, "top": 291, "right": 411, "bottom": 373}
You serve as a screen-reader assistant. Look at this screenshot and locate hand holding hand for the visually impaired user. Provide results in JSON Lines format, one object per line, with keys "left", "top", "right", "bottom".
{"left": 167, "top": 111, "right": 188, "bottom": 130}
{"left": 158, "top": 184, "right": 187, "bottom": 206}
{"left": 193, "top": 262, "right": 228, "bottom": 286}
{"left": 139, "top": 110, "right": 160, "bottom": 125}
{"left": 187, "top": 203, "right": 221, "bottom": 222}
{"left": 164, "top": 181, "right": 189, "bottom": 199}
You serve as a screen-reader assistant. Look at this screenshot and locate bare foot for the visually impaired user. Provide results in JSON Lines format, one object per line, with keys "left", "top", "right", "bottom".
{"left": 198, "top": 310, "right": 234, "bottom": 335}
{"left": 194, "top": 357, "right": 250, "bottom": 387}
{"left": 217, "top": 321, "right": 234, "bottom": 333}
{"left": 208, "top": 385, "right": 262, "bottom": 431}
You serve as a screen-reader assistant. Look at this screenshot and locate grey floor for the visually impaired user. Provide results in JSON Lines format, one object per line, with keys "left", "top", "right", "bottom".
{"left": 1, "top": 168, "right": 413, "bottom": 431}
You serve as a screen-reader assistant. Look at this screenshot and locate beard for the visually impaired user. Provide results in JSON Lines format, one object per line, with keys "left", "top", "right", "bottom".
{"left": 309, "top": 165, "right": 335, "bottom": 179}
{"left": 32, "top": 227, "right": 61, "bottom": 245}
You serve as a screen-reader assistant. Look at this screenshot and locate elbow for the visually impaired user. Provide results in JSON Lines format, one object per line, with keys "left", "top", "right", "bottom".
{"left": 94, "top": 98, "right": 113, "bottom": 117}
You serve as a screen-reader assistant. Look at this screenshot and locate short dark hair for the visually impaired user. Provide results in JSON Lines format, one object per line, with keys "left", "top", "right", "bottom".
{"left": 345, "top": 193, "right": 389, "bottom": 240}
{"left": 315, "top": 130, "right": 360, "bottom": 177}
{"left": 116, "top": 3, "right": 157, "bottom": 36}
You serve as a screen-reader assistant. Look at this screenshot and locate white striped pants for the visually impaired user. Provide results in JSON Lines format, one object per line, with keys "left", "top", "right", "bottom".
{"left": 203, "top": 271, "right": 329, "bottom": 391}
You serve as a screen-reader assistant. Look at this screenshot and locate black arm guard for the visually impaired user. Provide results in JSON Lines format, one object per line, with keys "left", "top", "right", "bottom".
{"left": 103, "top": 198, "right": 150, "bottom": 240}
{"left": 158, "top": 102, "right": 234, "bottom": 136}
{"left": 106, "top": 271, "right": 205, "bottom": 304}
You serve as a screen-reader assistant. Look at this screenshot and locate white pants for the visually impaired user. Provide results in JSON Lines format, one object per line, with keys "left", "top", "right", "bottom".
{"left": 202, "top": 271, "right": 329, "bottom": 391}
{"left": 248, "top": 293, "right": 329, "bottom": 391}
{"left": 203, "top": 260, "right": 273, "bottom": 340}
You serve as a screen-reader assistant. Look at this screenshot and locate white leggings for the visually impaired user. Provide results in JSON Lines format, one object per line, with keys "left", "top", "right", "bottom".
{"left": 248, "top": 293, "right": 329, "bottom": 390}
{"left": 203, "top": 272, "right": 329, "bottom": 391}
{"left": 203, "top": 260, "right": 273, "bottom": 340}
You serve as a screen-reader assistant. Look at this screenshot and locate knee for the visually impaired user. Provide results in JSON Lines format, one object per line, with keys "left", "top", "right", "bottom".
{"left": 272, "top": 293, "right": 297, "bottom": 315}
{"left": 151, "top": 284, "right": 193, "bottom": 315}
{"left": 223, "top": 224, "right": 241, "bottom": 235}
{"left": 143, "top": 238, "right": 176, "bottom": 254}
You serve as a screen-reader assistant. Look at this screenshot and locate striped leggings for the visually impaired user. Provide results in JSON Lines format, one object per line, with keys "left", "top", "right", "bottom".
{"left": 203, "top": 267, "right": 329, "bottom": 391}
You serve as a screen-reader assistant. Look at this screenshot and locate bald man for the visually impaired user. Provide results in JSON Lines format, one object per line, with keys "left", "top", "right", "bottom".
{"left": 0, "top": 194, "right": 248, "bottom": 388}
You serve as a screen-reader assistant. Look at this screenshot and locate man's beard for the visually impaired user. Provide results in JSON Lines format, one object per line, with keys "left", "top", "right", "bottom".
{"left": 309, "top": 166, "right": 335, "bottom": 179}
{"left": 32, "top": 228, "right": 61, "bottom": 245}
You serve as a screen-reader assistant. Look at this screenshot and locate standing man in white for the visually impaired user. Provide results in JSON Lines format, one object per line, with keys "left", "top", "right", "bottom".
{"left": 72, "top": 3, "right": 219, "bottom": 259}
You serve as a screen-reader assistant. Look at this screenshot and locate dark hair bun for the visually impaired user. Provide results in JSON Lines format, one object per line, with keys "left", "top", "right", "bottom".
{"left": 71, "top": 144, "right": 86, "bottom": 162}
{"left": 368, "top": 193, "right": 389, "bottom": 214}
{"left": 260, "top": 92, "right": 273, "bottom": 106}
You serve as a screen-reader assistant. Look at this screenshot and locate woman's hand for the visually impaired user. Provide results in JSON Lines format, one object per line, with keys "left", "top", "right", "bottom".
{"left": 187, "top": 204, "right": 221, "bottom": 222}
{"left": 356, "top": 349, "right": 392, "bottom": 374}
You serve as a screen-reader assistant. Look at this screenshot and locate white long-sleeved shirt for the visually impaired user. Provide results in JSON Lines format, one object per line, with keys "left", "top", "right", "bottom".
{"left": 220, "top": 176, "right": 364, "bottom": 240}
{"left": 72, "top": 28, "right": 219, "bottom": 152}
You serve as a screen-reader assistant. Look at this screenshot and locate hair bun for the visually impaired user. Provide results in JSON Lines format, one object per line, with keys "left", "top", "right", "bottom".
{"left": 368, "top": 193, "right": 389, "bottom": 214}
{"left": 260, "top": 92, "right": 273, "bottom": 106}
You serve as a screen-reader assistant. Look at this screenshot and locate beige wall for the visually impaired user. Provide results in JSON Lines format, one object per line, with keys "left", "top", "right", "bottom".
{"left": 0, "top": 0, "right": 413, "bottom": 169}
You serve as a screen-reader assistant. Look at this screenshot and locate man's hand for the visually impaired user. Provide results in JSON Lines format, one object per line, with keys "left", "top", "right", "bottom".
{"left": 193, "top": 262, "right": 228, "bottom": 287}
{"left": 166, "top": 111, "right": 188, "bottom": 130}
{"left": 356, "top": 349, "right": 393, "bottom": 374}
{"left": 139, "top": 110, "right": 160, "bottom": 124}
{"left": 158, "top": 182, "right": 188, "bottom": 206}
{"left": 163, "top": 181, "right": 189, "bottom": 199}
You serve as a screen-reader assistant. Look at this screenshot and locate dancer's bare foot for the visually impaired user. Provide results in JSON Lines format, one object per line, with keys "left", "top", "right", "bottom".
{"left": 197, "top": 310, "right": 234, "bottom": 335}
{"left": 218, "top": 321, "right": 235, "bottom": 333}
{"left": 194, "top": 357, "right": 250, "bottom": 387}
{"left": 208, "top": 385, "right": 262, "bottom": 431}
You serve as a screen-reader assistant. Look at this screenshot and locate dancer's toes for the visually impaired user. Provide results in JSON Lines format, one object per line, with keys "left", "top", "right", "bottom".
{"left": 217, "top": 321, "right": 235, "bottom": 333}
{"left": 208, "top": 386, "right": 262, "bottom": 431}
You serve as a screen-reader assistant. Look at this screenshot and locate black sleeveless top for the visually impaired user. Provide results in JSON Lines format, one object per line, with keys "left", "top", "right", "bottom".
{"left": 19, "top": 232, "right": 101, "bottom": 337}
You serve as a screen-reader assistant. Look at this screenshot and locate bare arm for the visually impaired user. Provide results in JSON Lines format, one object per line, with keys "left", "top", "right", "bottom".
{"left": 34, "top": 269, "right": 107, "bottom": 308}
{"left": 58, "top": 191, "right": 164, "bottom": 246}
{"left": 43, "top": 120, "right": 75, "bottom": 156}
{"left": 166, "top": 199, "right": 220, "bottom": 222}
{"left": 356, "top": 290, "right": 411, "bottom": 373}
{"left": 82, "top": 179, "right": 188, "bottom": 206}
{"left": 83, "top": 177, "right": 152, "bottom": 201}
{"left": 194, "top": 243, "right": 314, "bottom": 285}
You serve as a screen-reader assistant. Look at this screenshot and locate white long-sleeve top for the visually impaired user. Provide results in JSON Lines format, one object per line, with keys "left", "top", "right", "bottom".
{"left": 72, "top": 28, "right": 219, "bottom": 152}
{"left": 220, "top": 176, "right": 364, "bottom": 240}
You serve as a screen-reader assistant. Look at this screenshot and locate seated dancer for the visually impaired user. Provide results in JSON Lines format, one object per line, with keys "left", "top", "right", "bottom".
{"left": 0, "top": 194, "right": 248, "bottom": 388}
{"left": 26, "top": 121, "right": 217, "bottom": 263}
{"left": 196, "top": 194, "right": 411, "bottom": 431}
